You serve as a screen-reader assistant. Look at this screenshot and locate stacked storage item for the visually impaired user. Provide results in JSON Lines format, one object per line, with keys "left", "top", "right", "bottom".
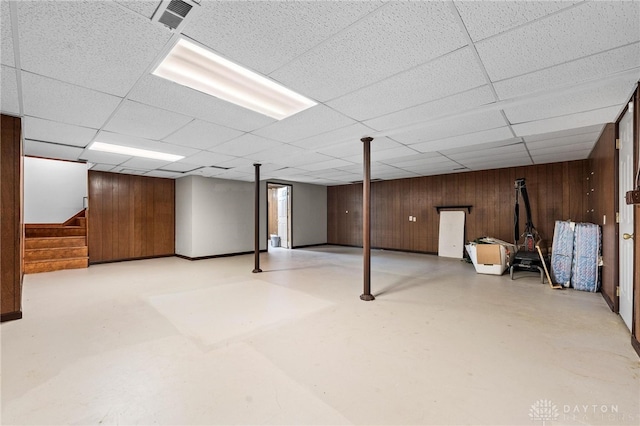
{"left": 571, "top": 223, "right": 601, "bottom": 292}
{"left": 550, "top": 220, "right": 601, "bottom": 292}
{"left": 550, "top": 220, "right": 574, "bottom": 287}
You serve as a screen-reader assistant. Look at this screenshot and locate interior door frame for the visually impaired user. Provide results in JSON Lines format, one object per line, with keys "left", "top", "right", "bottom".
{"left": 266, "top": 182, "right": 293, "bottom": 250}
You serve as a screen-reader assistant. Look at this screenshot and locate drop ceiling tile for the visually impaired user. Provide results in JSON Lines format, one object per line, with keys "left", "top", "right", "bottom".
{"left": 298, "top": 158, "right": 357, "bottom": 172}
{"left": 111, "top": 167, "right": 148, "bottom": 176}
{"left": 181, "top": 151, "right": 237, "bottom": 168}
{"left": 364, "top": 86, "right": 495, "bottom": 132}
{"left": 118, "top": 157, "right": 172, "bottom": 171}
{"left": 144, "top": 170, "right": 182, "bottom": 179}
{"left": 1, "top": 1, "right": 14, "bottom": 67}
{"left": 494, "top": 43, "right": 640, "bottom": 100}
{"left": 504, "top": 77, "right": 638, "bottom": 124}
{"left": 162, "top": 120, "right": 244, "bottom": 150}
{"left": 392, "top": 110, "right": 508, "bottom": 145}
{"left": 89, "top": 164, "right": 116, "bottom": 172}
{"left": 439, "top": 138, "right": 523, "bottom": 156}
{"left": 327, "top": 48, "right": 487, "bottom": 121}
{"left": 465, "top": 158, "right": 533, "bottom": 171}
{"left": 524, "top": 132, "right": 600, "bottom": 150}
{"left": 209, "top": 134, "right": 285, "bottom": 157}
{"left": 475, "top": 1, "right": 640, "bottom": 81}
{"left": 381, "top": 153, "right": 452, "bottom": 169}
{"left": 283, "top": 152, "right": 336, "bottom": 168}
{"left": 17, "top": 1, "right": 171, "bottom": 96}
{"left": 114, "top": 1, "right": 159, "bottom": 19}
{"left": 252, "top": 104, "right": 355, "bottom": 143}
{"left": 186, "top": 167, "right": 228, "bottom": 178}
{"left": 0, "top": 65, "right": 19, "bottom": 115}
{"left": 401, "top": 161, "right": 463, "bottom": 175}
{"left": 252, "top": 144, "right": 307, "bottom": 164}
{"left": 512, "top": 105, "right": 623, "bottom": 137}
{"left": 270, "top": 1, "right": 467, "bottom": 101}
{"left": 157, "top": 162, "right": 202, "bottom": 173}
{"left": 24, "top": 117, "right": 98, "bottom": 148}
{"left": 532, "top": 149, "right": 592, "bottom": 164}
{"left": 411, "top": 127, "right": 515, "bottom": 153}
{"left": 454, "top": 1, "right": 581, "bottom": 42}
{"left": 343, "top": 145, "right": 420, "bottom": 163}
{"left": 95, "top": 132, "right": 200, "bottom": 157}
{"left": 290, "top": 123, "right": 374, "bottom": 150}
{"left": 24, "top": 140, "right": 84, "bottom": 162}
{"left": 129, "top": 75, "right": 275, "bottom": 132}
{"left": 22, "top": 72, "right": 122, "bottom": 128}
{"left": 214, "top": 170, "right": 255, "bottom": 181}
{"left": 185, "top": 1, "right": 382, "bottom": 75}
{"left": 522, "top": 124, "right": 604, "bottom": 143}
{"left": 527, "top": 141, "right": 595, "bottom": 156}
{"left": 316, "top": 137, "right": 404, "bottom": 158}
{"left": 444, "top": 143, "right": 527, "bottom": 162}
{"left": 104, "top": 101, "right": 192, "bottom": 140}
{"left": 78, "top": 149, "right": 131, "bottom": 166}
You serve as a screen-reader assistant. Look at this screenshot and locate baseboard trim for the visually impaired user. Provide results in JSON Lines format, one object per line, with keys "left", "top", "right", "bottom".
{"left": 1, "top": 311, "right": 22, "bottom": 322}
{"left": 601, "top": 291, "right": 616, "bottom": 312}
{"left": 89, "top": 254, "right": 175, "bottom": 265}
{"left": 176, "top": 250, "right": 267, "bottom": 261}
{"left": 632, "top": 335, "right": 640, "bottom": 358}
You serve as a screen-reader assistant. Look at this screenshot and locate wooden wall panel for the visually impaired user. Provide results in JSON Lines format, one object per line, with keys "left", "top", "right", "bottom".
{"left": 327, "top": 160, "right": 589, "bottom": 253}
{"left": 587, "top": 123, "right": 617, "bottom": 311}
{"left": 1, "top": 114, "right": 22, "bottom": 321}
{"left": 88, "top": 171, "right": 175, "bottom": 263}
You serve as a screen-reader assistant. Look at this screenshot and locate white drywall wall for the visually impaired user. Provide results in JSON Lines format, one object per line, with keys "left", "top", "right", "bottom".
{"left": 175, "top": 175, "right": 327, "bottom": 258}
{"left": 24, "top": 157, "right": 88, "bottom": 223}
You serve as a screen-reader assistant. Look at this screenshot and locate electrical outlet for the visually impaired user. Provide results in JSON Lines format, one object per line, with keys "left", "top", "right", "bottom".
{"left": 626, "top": 189, "right": 640, "bottom": 205}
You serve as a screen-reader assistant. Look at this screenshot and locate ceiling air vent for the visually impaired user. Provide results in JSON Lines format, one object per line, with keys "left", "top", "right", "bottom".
{"left": 151, "top": 0, "right": 199, "bottom": 33}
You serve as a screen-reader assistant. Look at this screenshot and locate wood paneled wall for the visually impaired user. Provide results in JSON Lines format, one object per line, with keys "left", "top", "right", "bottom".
{"left": 1, "top": 114, "right": 23, "bottom": 321}
{"left": 88, "top": 171, "right": 175, "bottom": 263}
{"left": 328, "top": 161, "right": 588, "bottom": 253}
{"left": 587, "top": 123, "right": 617, "bottom": 311}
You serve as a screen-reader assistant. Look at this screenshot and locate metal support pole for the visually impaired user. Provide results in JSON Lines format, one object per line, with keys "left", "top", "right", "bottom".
{"left": 360, "top": 137, "right": 374, "bottom": 301}
{"left": 252, "top": 163, "right": 262, "bottom": 273}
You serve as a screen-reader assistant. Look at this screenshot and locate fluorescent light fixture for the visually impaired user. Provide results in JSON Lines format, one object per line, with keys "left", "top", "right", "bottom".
{"left": 89, "top": 142, "right": 184, "bottom": 162}
{"left": 152, "top": 38, "right": 317, "bottom": 120}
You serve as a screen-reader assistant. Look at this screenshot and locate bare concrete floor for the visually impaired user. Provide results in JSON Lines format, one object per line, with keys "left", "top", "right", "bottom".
{"left": 1, "top": 246, "right": 638, "bottom": 425}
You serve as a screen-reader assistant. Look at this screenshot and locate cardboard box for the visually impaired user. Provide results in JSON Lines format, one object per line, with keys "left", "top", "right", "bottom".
{"left": 466, "top": 242, "right": 515, "bottom": 275}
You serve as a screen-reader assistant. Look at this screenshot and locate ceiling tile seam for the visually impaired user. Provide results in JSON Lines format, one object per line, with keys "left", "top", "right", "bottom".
{"left": 491, "top": 41, "right": 640, "bottom": 89}
{"left": 110, "top": 1, "right": 153, "bottom": 20}
{"left": 371, "top": 67, "right": 639, "bottom": 139}
{"left": 161, "top": 118, "right": 198, "bottom": 141}
{"left": 434, "top": 152, "right": 468, "bottom": 170}
{"left": 320, "top": 46, "right": 472, "bottom": 105}
{"left": 9, "top": 1, "right": 24, "bottom": 116}
{"left": 24, "top": 138, "right": 92, "bottom": 150}
{"left": 404, "top": 123, "right": 508, "bottom": 146}
{"left": 265, "top": 1, "right": 389, "bottom": 76}
{"left": 358, "top": 83, "right": 490, "bottom": 126}
{"left": 465, "top": 0, "right": 588, "bottom": 44}
{"left": 521, "top": 140, "right": 535, "bottom": 165}
{"left": 508, "top": 102, "right": 625, "bottom": 126}
{"left": 89, "top": 31, "right": 183, "bottom": 149}
{"left": 21, "top": 114, "right": 100, "bottom": 134}
{"left": 499, "top": 110, "right": 518, "bottom": 138}
{"left": 448, "top": 2, "right": 499, "bottom": 102}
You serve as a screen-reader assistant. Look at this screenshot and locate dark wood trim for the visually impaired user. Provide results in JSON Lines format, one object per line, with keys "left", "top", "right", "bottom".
{"left": 1, "top": 311, "right": 22, "bottom": 323}
{"left": 176, "top": 250, "right": 267, "bottom": 261}
{"left": 89, "top": 254, "right": 174, "bottom": 265}
{"left": 632, "top": 334, "right": 640, "bottom": 358}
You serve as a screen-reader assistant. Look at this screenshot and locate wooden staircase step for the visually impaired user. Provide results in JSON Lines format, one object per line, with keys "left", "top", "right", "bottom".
{"left": 24, "top": 257, "right": 88, "bottom": 274}
{"left": 25, "top": 226, "right": 86, "bottom": 238}
{"left": 25, "top": 236, "right": 86, "bottom": 249}
{"left": 24, "top": 246, "right": 88, "bottom": 261}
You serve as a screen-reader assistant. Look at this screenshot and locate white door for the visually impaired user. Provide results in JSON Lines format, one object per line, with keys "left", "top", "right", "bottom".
{"left": 619, "top": 103, "right": 634, "bottom": 331}
{"left": 438, "top": 211, "right": 466, "bottom": 258}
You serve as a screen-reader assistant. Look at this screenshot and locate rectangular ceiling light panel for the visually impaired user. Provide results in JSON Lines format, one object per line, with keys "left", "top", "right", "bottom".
{"left": 89, "top": 142, "right": 184, "bottom": 162}
{"left": 153, "top": 38, "right": 317, "bottom": 120}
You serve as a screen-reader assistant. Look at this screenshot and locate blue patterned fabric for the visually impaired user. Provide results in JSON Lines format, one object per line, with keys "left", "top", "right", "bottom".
{"left": 551, "top": 220, "right": 574, "bottom": 286}
{"left": 571, "top": 223, "right": 601, "bottom": 292}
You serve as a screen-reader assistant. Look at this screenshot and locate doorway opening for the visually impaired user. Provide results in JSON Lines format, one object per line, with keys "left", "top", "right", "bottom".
{"left": 618, "top": 101, "right": 634, "bottom": 331}
{"left": 267, "top": 183, "right": 292, "bottom": 250}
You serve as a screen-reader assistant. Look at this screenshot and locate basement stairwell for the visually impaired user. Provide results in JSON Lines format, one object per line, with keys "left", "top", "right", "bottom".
{"left": 24, "top": 209, "right": 88, "bottom": 274}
